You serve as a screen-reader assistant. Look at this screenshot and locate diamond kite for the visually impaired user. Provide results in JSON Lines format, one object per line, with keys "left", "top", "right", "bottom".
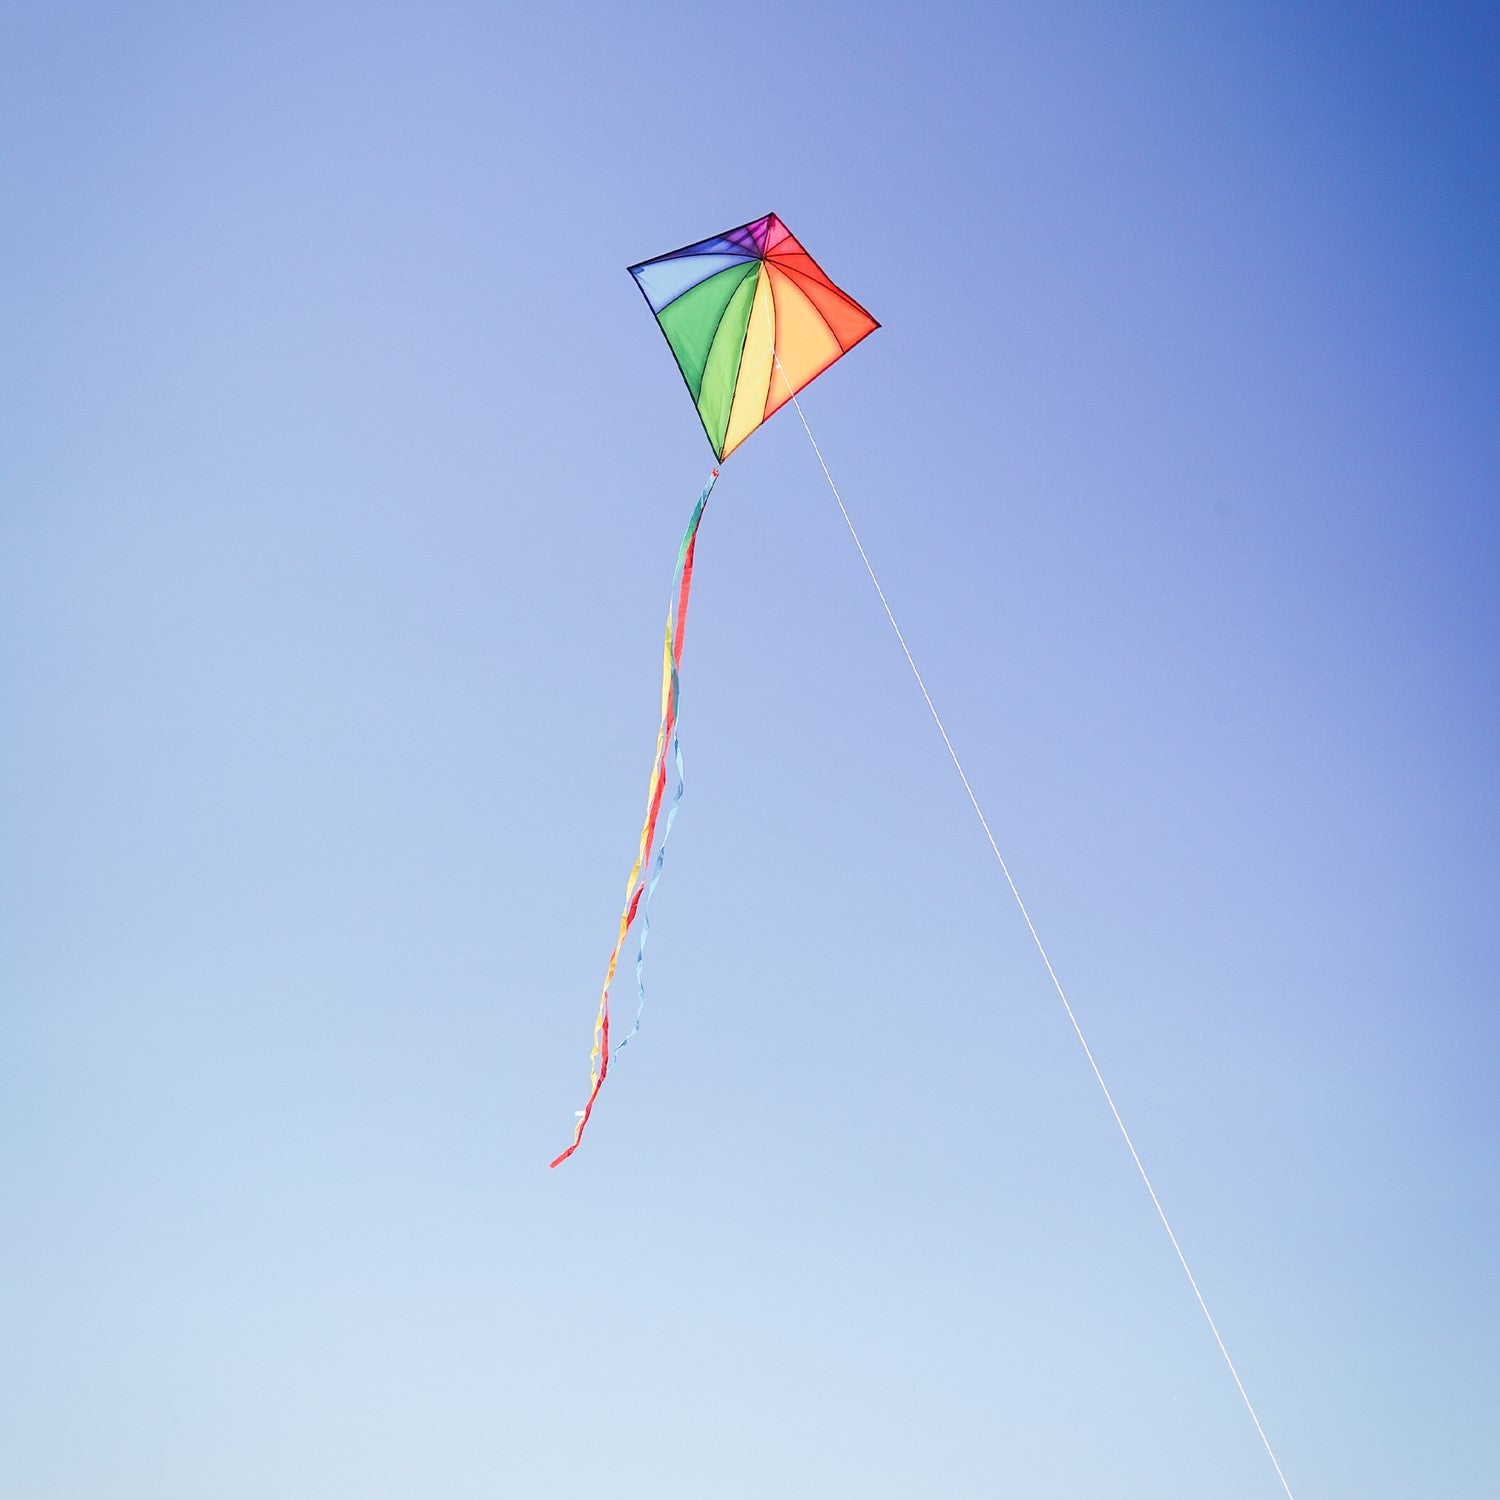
{"left": 629, "top": 213, "right": 879, "bottom": 462}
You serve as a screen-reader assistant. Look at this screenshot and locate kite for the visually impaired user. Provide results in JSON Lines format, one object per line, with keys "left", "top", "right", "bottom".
{"left": 541, "top": 216, "right": 1298, "bottom": 1500}
{"left": 551, "top": 214, "right": 878, "bottom": 1166}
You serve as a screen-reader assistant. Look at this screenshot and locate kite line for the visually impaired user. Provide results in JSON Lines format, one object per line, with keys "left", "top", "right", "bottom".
{"left": 776, "top": 361, "right": 1297, "bottom": 1500}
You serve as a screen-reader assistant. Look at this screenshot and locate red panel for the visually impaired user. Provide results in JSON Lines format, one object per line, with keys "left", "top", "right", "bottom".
{"left": 767, "top": 249, "right": 836, "bottom": 294}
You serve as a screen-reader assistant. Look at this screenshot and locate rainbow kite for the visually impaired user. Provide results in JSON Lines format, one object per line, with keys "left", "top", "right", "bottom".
{"left": 551, "top": 214, "right": 877, "bottom": 1166}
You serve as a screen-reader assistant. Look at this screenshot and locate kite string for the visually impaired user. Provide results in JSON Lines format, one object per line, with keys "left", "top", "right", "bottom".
{"left": 777, "top": 373, "right": 1296, "bottom": 1500}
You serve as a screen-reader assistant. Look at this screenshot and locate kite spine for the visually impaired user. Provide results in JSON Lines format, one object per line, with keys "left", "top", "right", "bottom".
{"left": 550, "top": 468, "right": 716, "bottom": 1167}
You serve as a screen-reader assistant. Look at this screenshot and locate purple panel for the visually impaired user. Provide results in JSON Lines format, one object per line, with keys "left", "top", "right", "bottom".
{"left": 634, "top": 228, "right": 755, "bottom": 267}
{"left": 632, "top": 215, "right": 779, "bottom": 268}
{"left": 724, "top": 216, "right": 771, "bottom": 253}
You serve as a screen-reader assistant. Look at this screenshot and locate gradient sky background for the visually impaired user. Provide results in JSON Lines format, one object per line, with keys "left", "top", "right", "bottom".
{"left": 3, "top": 4, "right": 1496, "bottom": 1497}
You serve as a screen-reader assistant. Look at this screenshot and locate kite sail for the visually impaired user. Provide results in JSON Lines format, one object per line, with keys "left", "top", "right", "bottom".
{"left": 551, "top": 214, "right": 877, "bottom": 1166}
{"left": 628, "top": 213, "right": 879, "bottom": 462}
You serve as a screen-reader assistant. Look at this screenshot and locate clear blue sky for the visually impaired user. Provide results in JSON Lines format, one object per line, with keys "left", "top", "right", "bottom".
{"left": 3, "top": 4, "right": 1496, "bottom": 1496}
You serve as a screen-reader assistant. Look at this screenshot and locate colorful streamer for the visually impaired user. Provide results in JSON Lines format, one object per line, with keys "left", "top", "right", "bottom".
{"left": 550, "top": 468, "right": 715, "bottom": 1167}
{"left": 620, "top": 666, "right": 685, "bottom": 1054}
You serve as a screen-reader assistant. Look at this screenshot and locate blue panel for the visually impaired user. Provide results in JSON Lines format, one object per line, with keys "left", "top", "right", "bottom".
{"left": 641, "top": 232, "right": 750, "bottom": 262}
{"left": 630, "top": 252, "right": 753, "bottom": 312}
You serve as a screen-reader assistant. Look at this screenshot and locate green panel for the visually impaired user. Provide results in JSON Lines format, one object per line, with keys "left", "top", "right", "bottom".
{"left": 695, "top": 267, "right": 760, "bottom": 458}
{"left": 656, "top": 261, "right": 758, "bottom": 402}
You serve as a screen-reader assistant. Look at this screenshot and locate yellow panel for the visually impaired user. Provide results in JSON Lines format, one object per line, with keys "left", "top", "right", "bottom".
{"left": 762, "top": 265, "right": 842, "bottom": 424}
{"left": 721, "top": 268, "right": 776, "bottom": 460}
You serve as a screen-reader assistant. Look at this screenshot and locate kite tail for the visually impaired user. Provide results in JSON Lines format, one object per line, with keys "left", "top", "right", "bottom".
{"left": 551, "top": 469, "right": 715, "bottom": 1168}
{"left": 620, "top": 725, "right": 683, "bottom": 1056}
{"left": 619, "top": 480, "right": 706, "bottom": 1055}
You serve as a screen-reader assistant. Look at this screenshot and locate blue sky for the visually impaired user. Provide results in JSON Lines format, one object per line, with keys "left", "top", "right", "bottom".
{"left": 2, "top": 3, "right": 1496, "bottom": 1496}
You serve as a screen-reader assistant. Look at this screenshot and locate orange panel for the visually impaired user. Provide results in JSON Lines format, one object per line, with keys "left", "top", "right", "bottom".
{"left": 762, "top": 265, "right": 843, "bottom": 421}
